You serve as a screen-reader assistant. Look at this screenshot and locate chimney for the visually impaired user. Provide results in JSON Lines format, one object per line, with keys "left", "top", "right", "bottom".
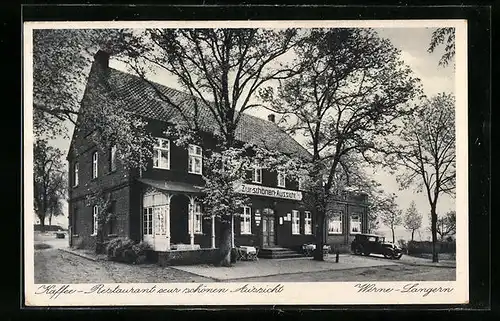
{"left": 267, "top": 114, "right": 276, "bottom": 123}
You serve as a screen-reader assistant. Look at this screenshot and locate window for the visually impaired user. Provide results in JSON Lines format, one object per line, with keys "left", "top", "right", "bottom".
{"left": 109, "top": 145, "right": 117, "bottom": 172}
{"left": 189, "top": 202, "right": 203, "bottom": 234}
{"left": 328, "top": 212, "right": 343, "bottom": 234}
{"left": 304, "top": 211, "right": 312, "bottom": 235}
{"left": 252, "top": 167, "right": 262, "bottom": 184}
{"left": 277, "top": 171, "right": 286, "bottom": 187}
{"left": 292, "top": 210, "right": 300, "bottom": 235}
{"left": 143, "top": 192, "right": 169, "bottom": 236}
{"left": 73, "top": 162, "right": 79, "bottom": 187}
{"left": 298, "top": 177, "right": 303, "bottom": 190}
{"left": 188, "top": 144, "right": 203, "bottom": 175}
{"left": 241, "top": 206, "right": 252, "bottom": 235}
{"left": 350, "top": 214, "right": 361, "bottom": 234}
{"left": 92, "top": 151, "right": 98, "bottom": 179}
{"left": 153, "top": 138, "right": 170, "bottom": 169}
{"left": 92, "top": 205, "right": 98, "bottom": 236}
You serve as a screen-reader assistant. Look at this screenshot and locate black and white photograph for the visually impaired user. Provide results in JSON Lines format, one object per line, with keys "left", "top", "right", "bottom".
{"left": 24, "top": 19, "right": 468, "bottom": 306}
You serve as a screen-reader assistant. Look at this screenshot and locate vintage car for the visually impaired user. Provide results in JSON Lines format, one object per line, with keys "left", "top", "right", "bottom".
{"left": 351, "top": 233, "right": 403, "bottom": 259}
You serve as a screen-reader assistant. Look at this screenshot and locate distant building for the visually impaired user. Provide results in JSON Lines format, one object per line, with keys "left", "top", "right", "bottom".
{"left": 67, "top": 50, "right": 369, "bottom": 253}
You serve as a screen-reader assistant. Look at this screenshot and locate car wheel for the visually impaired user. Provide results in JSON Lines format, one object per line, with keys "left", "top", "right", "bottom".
{"left": 353, "top": 246, "right": 362, "bottom": 255}
{"left": 363, "top": 252, "right": 370, "bottom": 256}
{"left": 384, "top": 252, "right": 393, "bottom": 259}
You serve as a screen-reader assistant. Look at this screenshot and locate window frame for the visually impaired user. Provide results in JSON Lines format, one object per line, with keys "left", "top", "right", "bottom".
{"left": 291, "top": 210, "right": 300, "bottom": 235}
{"left": 153, "top": 137, "right": 170, "bottom": 170}
{"left": 240, "top": 206, "right": 252, "bottom": 235}
{"left": 328, "top": 212, "right": 343, "bottom": 235}
{"left": 252, "top": 167, "right": 262, "bottom": 184}
{"left": 92, "top": 205, "right": 98, "bottom": 236}
{"left": 304, "top": 211, "right": 312, "bottom": 235}
{"left": 188, "top": 144, "right": 203, "bottom": 175}
{"left": 277, "top": 171, "right": 286, "bottom": 188}
{"left": 109, "top": 145, "right": 117, "bottom": 172}
{"left": 73, "top": 162, "right": 79, "bottom": 187}
{"left": 92, "top": 151, "right": 98, "bottom": 179}
{"left": 350, "top": 214, "right": 362, "bottom": 235}
{"left": 189, "top": 202, "right": 203, "bottom": 234}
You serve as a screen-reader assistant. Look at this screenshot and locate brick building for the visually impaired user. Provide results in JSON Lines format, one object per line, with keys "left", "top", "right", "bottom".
{"left": 67, "top": 50, "right": 369, "bottom": 255}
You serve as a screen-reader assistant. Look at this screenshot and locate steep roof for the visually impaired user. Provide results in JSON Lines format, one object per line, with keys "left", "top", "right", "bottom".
{"left": 105, "top": 68, "right": 312, "bottom": 159}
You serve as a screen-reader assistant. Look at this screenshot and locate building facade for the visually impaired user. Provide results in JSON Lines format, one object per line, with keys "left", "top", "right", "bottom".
{"left": 67, "top": 50, "right": 369, "bottom": 254}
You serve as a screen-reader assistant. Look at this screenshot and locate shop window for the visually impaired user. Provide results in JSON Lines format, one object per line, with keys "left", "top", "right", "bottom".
{"left": 350, "top": 214, "right": 361, "bottom": 234}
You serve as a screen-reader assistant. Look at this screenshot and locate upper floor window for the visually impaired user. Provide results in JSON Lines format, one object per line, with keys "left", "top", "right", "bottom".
{"left": 188, "top": 144, "right": 203, "bottom": 175}
{"left": 304, "top": 211, "right": 312, "bottom": 235}
{"left": 328, "top": 212, "right": 343, "bottom": 234}
{"left": 350, "top": 214, "right": 361, "bottom": 234}
{"left": 298, "top": 177, "right": 304, "bottom": 190}
{"left": 109, "top": 145, "right": 117, "bottom": 172}
{"left": 292, "top": 210, "right": 300, "bottom": 235}
{"left": 252, "top": 167, "right": 262, "bottom": 184}
{"left": 92, "top": 152, "right": 98, "bottom": 179}
{"left": 277, "top": 171, "right": 286, "bottom": 188}
{"left": 92, "top": 205, "right": 98, "bottom": 236}
{"left": 241, "top": 206, "right": 252, "bottom": 235}
{"left": 73, "top": 162, "right": 79, "bottom": 187}
{"left": 153, "top": 138, "right": 170, "bottom": 170}
{"left": 189, "top": 202, "right": 203, "bottom": 234}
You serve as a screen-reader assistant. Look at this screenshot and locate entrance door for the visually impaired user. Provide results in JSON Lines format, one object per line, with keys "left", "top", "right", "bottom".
{"left": 262, "top": 209, "right": 276, "bottom": 247}
{"left": 143, "top": 205, "right": 169, "bottom": 251}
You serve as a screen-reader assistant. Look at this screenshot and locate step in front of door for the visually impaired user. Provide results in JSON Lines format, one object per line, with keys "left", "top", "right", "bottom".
{"left": 258, "top": 248, "right": 304, "bottom": 259}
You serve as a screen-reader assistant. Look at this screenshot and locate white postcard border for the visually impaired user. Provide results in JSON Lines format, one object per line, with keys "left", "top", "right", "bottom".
{"left": 23, "top": 19, "right": 469, "bottom": 306}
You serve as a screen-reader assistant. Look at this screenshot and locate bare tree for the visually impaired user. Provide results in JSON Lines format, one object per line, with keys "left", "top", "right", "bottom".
{"left": 32, "top": 29, "right": 124, "bottom": 139}
{"left": 435, "top": 210, "right": 456, "bottom": 241}
{"left": 403, "top": 201, "right": 423, "bottom": 242}
{"left": 428, "top": 28, "right": 455, "bottom": 68}
{"left": 119, "top": 28, "right": 305, "bottom": 266}
{"left": 378, "top": 194, "right": 403, "bottom": 244}
{"left": 389, "top": 93, "right": 456, "bottom": 262}
{"left": 33, "top": 139, "right": 66, "bottom": 231}
{"left": 260, "top": 28, "right": 422, "bottom": 260}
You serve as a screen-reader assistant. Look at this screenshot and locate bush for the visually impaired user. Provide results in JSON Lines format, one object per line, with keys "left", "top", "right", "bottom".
{"left": 407, "top": 240, "right": 456, "bottom": 254}
{"left": 105, "top": 237, "right": 152, "bottom": 264}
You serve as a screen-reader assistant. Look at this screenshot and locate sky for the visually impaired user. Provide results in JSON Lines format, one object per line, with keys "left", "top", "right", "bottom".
{"left": 47, "top": 27, "right": 456, "bottom": 239}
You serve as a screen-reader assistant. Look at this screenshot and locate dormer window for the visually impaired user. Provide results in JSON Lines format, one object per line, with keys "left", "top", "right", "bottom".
{"left": 153, "top": 138, "right": 170, "bottom": 170}
{"left": 252, "top": 167, "right": 262, "bottom": 184}
{"left": 277, "top": 171, "right": 286, "bottom": 187}
{"left": 188, "top": 144, "right": 203, "bottom": 175}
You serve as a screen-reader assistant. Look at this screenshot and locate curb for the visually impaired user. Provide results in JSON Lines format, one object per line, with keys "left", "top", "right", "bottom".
{"left": 59, "top": 248, "right": 104, "bottom": 262}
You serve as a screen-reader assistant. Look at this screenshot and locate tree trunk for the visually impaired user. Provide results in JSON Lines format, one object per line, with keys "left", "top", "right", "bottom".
{"left": 314, "top": 212, "right": 325, "bottom": 261}
{"left": 38, "top": 214, "right": 46, "bottom": 232}
{"left": 411, "top": 230, "right": 415, "bottom": 242}
{"left": 391, "top": 227, "right": 395, "bottom": 244}
{"left": 49, "top": 213, "right": 52, "bottom": 227}
{"left": 218, "top": 221, "right": 232, "bottom": 267}
{"left": 430, "top": 206, "right": 439, "bottom": 263}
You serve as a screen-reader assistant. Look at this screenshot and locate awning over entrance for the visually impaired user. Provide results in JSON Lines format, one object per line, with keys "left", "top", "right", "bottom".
{"left": 138, "top": 178, "right": 204, "bottom": 196}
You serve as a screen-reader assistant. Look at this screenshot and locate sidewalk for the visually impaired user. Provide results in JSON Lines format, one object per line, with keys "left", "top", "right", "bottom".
{"left": 59, "top": 247, "right": 107, "bottom": 262}
{"left": 171, "top": 254, "right": 399, "bottom": 281}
